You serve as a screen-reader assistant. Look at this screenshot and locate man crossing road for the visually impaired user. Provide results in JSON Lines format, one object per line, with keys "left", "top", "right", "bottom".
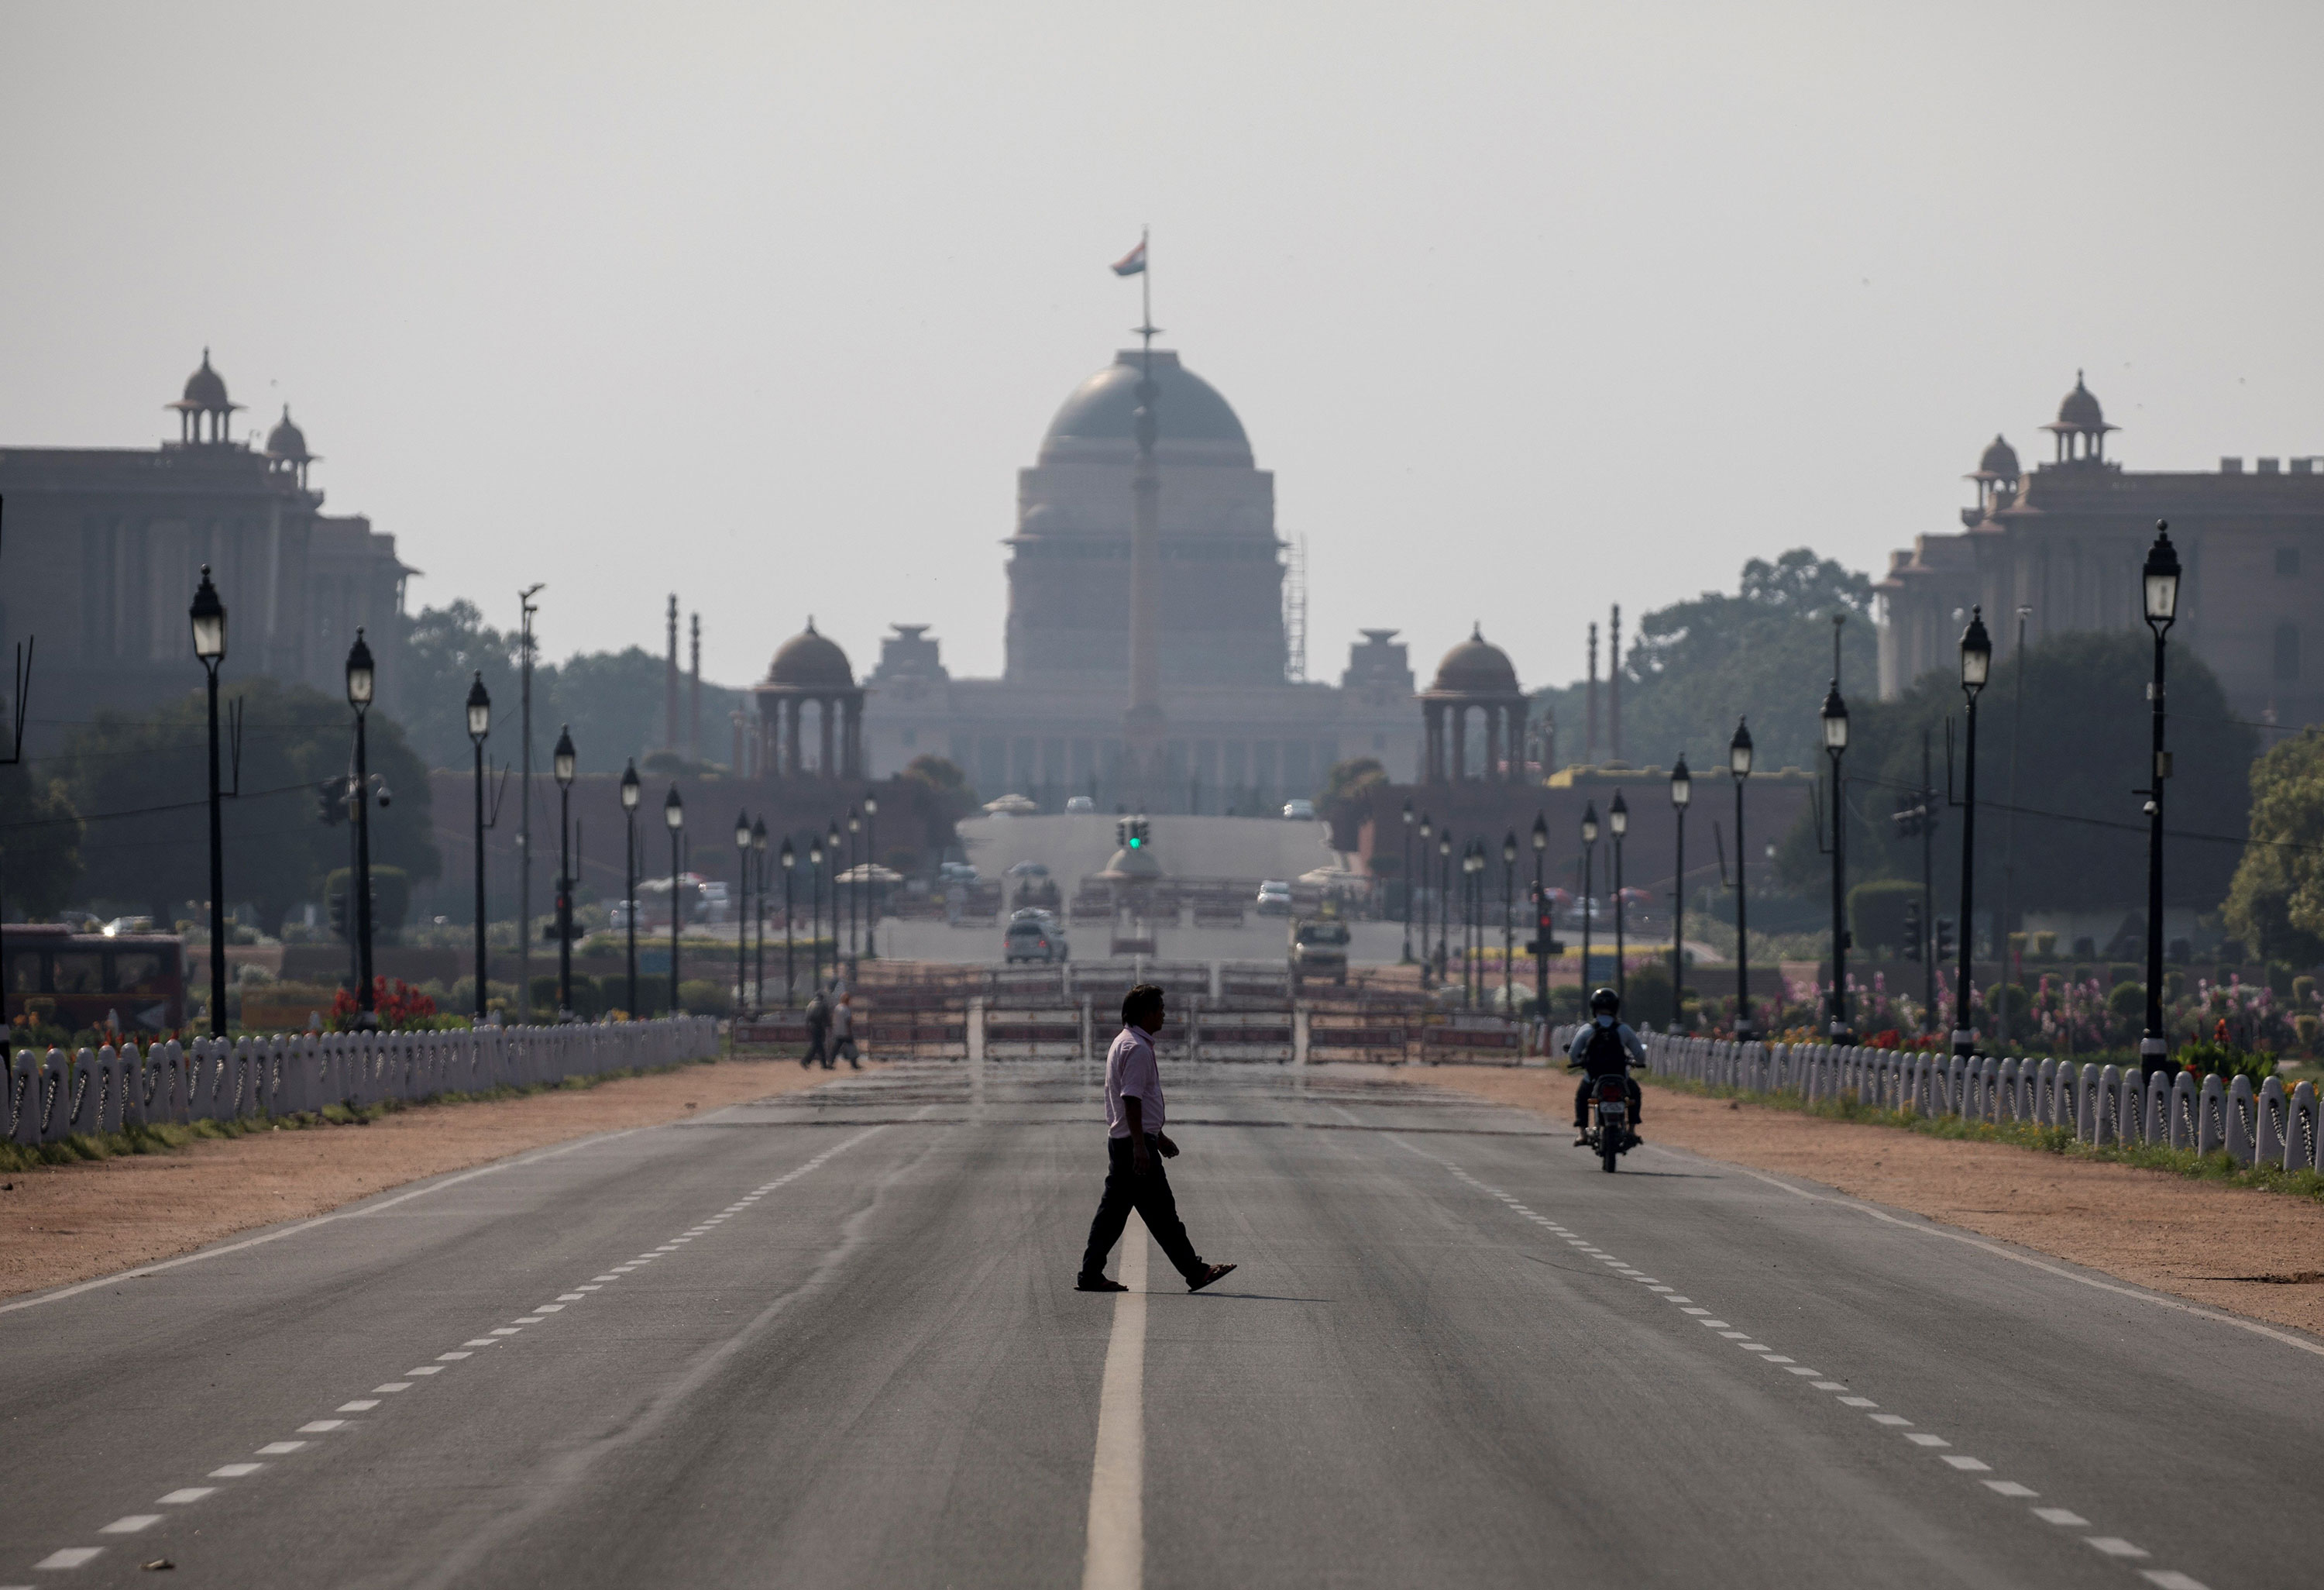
{"left": 1076, "top": 983, "right": 1236, "bottom": 1295}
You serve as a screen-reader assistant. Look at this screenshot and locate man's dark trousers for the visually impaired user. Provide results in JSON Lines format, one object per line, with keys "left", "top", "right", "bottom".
{"left": 1080, "top": 1134, "right": 1205, "bottom": 1284}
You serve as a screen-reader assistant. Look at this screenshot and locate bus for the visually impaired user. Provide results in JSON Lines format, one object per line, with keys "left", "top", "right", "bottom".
{"left": 4, "top": 924, "right": 188, "bottom": 1038}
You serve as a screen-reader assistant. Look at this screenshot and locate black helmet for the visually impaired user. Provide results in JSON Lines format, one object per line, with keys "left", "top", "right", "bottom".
{"left": 1589, "top": 987, "right": 1621, "bottom": 1016}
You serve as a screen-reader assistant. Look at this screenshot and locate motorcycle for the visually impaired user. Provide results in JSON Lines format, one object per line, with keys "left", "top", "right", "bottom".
{"left": 1575, "top": 1069, "right": 1638, "bottom": 1173}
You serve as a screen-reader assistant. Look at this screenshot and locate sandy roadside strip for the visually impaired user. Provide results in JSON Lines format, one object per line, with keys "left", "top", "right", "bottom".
{"left": 1397, "top": 1065, "right": 2324, "bottom": 1340}
{"left": 1, "top": 1056, "right": 874, "bottom": 1303}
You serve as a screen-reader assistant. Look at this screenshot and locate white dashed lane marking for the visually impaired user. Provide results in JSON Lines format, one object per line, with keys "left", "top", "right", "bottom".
{"left": 1404, "top": 1140, "right": 2214, "bottom": 1590}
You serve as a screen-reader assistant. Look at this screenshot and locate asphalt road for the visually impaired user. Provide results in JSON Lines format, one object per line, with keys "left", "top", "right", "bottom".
{"left": 3, "top": 1058, "right": 2316, "bottom": 1588}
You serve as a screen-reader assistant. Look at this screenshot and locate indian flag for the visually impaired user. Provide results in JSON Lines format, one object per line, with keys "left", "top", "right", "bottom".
{"left": 1110, "top": 239, "right": 1147, "bottom": 277}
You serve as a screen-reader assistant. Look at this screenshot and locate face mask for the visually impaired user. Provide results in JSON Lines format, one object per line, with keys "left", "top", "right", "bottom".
{"left": 1595, "top": 1014, "right": 1614, "bottom": 1027}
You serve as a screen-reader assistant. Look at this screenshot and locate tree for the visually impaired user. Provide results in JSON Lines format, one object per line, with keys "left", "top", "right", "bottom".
{"left": 0, "top": 765, "right": 84, "bottom": 918}
{"left": 2223, "top": 728, "right": 2324, "bottom": 964}
{"left": 394, "top": 603, "right": 748, "bottom": 773}
{"left": 1776, "top": 630, "right": 2254, "bottom": 926}
{"left": 1532, "top": 549, "right": 1878, "bottom": 775}
{"left": 57, "top": 678, "right": 440, "bottom": 933}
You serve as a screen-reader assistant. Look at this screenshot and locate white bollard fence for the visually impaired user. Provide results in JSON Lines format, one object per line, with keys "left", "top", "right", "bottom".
{"left": 5, "top": 1017, "right": 718, "bottom": 1149}
{"left": 1549, "top": 1025, "right": 2324, "bottom": 1176}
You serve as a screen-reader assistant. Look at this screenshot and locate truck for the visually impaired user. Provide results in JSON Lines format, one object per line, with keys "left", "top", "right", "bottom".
{"left": 1288, "top": 916, "right": 1349, "bottom": 989}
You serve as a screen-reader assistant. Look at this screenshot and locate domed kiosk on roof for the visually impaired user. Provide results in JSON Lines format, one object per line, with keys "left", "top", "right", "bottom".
{"left": 1965, "top": 433, "right": 2021, "bottom": 518}
{"left": 265, "top": 405, "right": 317, "bottom": 486}
{"left": 754, "top": 619, "right": 864, "bottom": 780}
{"left": 167, "top": 349, "right": 240, "bottom": 444}
{"left": 2042, "top": 370, "right": 2117, "bottom": 465}
{"left": 1421, "top": 625, "right": 1527, "bottom": 784}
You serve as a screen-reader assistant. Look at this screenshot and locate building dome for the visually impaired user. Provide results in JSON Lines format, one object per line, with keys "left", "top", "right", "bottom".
{"left": 1430, "top": 625, "right": 1520, "bottom": 695}
{"left": 265, "top": 405, "right": 311, "bottom": 462}
{"left": 767, "top": 619, "right": 854, "bottom": 688}
{"left": 1977, "top": 434, "right": 2020, "bottom": 477}
{"left": 1038, "top": 349, "right": 1252, "bottom": 465}
{"left": 2048, "top": 371, "right": 2111, "bottom": 433}
{"left": 171, "top": 348, "right": 234, "bottom": 413}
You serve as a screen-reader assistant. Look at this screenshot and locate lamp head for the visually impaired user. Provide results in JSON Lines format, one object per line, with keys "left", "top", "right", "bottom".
{"left": 809, "top": 838, "right": 823, "bottom": 866}
{"left": 780, "top": 835, "right": 796, "bottom": 869}
{"left": 848, "top": 806, "right": 860, "bottom": 835}
{"left": 863, "top": 793, "right": 877, "bottom": 817}
{"left": 344, "top": 628, "right": 375, "bottom": 711}
{"left": 1403, "top": 798, "right": 1414, "bottom": 826}
{"left": 552, "top": 724, "right": 576, "bottom": 787}
{"left": 466, "top": 671, "right": 491, "bottom": 742}
{"left": 663, "top": 784, "right": 684, "bottom": 831}
{"left": 1418, "top": 812, "right": 1432, "bottom": 841}
{"left": 1439, "top": 831, "right": 1452, "bottom": 857}
{"left": 189, "top": 565, "right": 226, "bottom": 662}
{"left": 1959, "top": 605, "right": 1992, "bottom": 695}
{"left": 752, "top": 816, "right": 768, "bottom": 852}
{"left": 1728, "top": 718, "right": 1753, "bottom": 779}
{"left": 1609, "top": 790, "right": 1629, "bottom": 838}
{"left": 620, "top": 760, "right": 641, "bottom": 810}
{"left": 1531, "top": 812, "right": 1548, "bottom": 852}
{"left": 2144, "top": 521, "right": 2181, "bottom": 629}
{"left": 1581, "top": 802, "right": 1600, "bottom": 845}
{"left": 1502, "top": 831, "right": 1518, "bottom": 865}
{"left": 1670, "top": 753, "right": 1692, "bottom": 808}
{"left": 737, "top": 810, "right": 752, "bottom": 850}
{"left": 1820, "top": 680, "right": 1849, "bottom": 752}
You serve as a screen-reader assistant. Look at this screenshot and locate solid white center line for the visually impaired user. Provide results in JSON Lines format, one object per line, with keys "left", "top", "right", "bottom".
{"left": 1081, "top": 1234, "right": 1149, "bottom": 1590}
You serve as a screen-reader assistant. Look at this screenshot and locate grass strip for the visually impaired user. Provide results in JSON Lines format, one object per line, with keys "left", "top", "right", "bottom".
{"left": 1639, "top": 1070, "right": 2324, "bottom": 1206}
{"left": 0, "top": 1053, "right": 729, "bottom": 1175}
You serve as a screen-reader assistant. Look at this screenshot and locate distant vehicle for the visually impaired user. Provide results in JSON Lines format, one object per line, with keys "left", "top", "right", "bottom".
{"left": 1288, "top": 917, "right": 1350, "bottom": 988}
{"left": 1281, "top": 799, "right": 1316, "bottom": 821}
{"left": 983, "top": 793, "right": 1038, "bottom": 817}
{"left": 608, "top": 900, "right": 639, "bottom": 931}
{"left": 696, "top": 881, "right": 731, "bottom": 924}
{"left": 1255, "top": 880, "right": 1294, "bottom": 917}
{"left": 1003, "top": 914, "right": 1069, "bottom": 963}
{"left": 100, "top": 916, "right": 155, "bottom": 938}
{"left": 1006, "top": 860, "right": 1051, "bottom": 878}
{"left": 1064, "top": 795, "right": 1096, "bottom": 814}
{"left": 940, "top": 862, "right": 981, "bottom": 884}
{"left": 5, "top": 924, "right": 186, "bottom": 1034}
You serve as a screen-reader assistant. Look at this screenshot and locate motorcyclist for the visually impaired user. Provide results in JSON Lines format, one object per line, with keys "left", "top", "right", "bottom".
{"left": 1567, "top": 987, "right": 1645, "bottom": 1148}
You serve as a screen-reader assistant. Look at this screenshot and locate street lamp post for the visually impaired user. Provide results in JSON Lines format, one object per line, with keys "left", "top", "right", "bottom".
{"left": 2140, "top": 526, "right": 2181, "bottom": 1076}
{"left": 1669, "top": 756, "right": 1691, "bottom": 1029}
{"left": 735, "top": 810, "right": 753, "bottom": 1013}
{"left": 189, "top": 567, "right": 229, "bottom": 1038}
{"left": 664, "top": 785, "right": 685, "bottom": 1014}
{"left": 1501, "top": 831, "right": 1517, "bottom": 1017}
{"left": 346, "top": 630, "right": 378, "bottom": 1024}
{"left": 1530, "top": 814, "right": 1549, "bottom": 1020}
{"left": 1822, "top": 680, "right": 1851, "bottom": 1038}
{"left": 827, "top": 821, "right": 844, "bottom": 990}
{"left": 1609, "top": 790, "right": 1629, "bottom": 1007}
{"left": 751, "top": 817, "right": 769, "bottom": 1009}
{"left": 809, "top": 833, "right": 826, "bottom": 993}
{"left": 1437, "top": 829, "right": 1453, "bottom": 986}
{"left": 862, "top": 794, "right": 879, "bottom": 961}
{"left": 1954, "top": 609, "right": 1992, "bottom": 1058}
{"left": 1462, "top": 842, "right": 1481, "bottom": 1007}
{"left": 846, "top": 806, "right": 861, "bottom": 980}
{"left": 1580, "top": 802, "right": 1599, "bottom": 996}
{"left": 553, "top": 726, "right": 576, "bottom": 1019}
{"left": 1417, "top": 813, "right": 1434, "bottom": 987}
{"left": 1401, "top": 800, "right": 1415, "bottom": 964}
{"left": 620, "top": 762, "right": 640, "bottom": 1017}
{"left": 781, "top": 836, "right": 798, "bottom": 1007}
{"left": 1729, "top": 720, "right": 1754, "bottom": 1040}
{"left": 467, "top": 674, "right": 492, "bottom": 1022}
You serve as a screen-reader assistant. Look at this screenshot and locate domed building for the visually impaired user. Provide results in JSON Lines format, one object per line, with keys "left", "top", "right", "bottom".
{"left": 0, "top": 350, "right": 412, "bottom": 742}
{"left": 751, "top": 619, "right": 865, "bottom": 778}
{"left": 1875, "top": 373, "right": 2324, "bottom": 729}
{"left": 1420, "top": 626, "right": 1528, "bottom": 783}
{"left": 854, "top": 342, "right": 1422, "bottom": 809}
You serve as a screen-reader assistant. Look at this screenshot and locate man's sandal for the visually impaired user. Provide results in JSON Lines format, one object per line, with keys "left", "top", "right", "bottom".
{"left": 1187, "top": 1262, "right": 1236, "bottom": 1293}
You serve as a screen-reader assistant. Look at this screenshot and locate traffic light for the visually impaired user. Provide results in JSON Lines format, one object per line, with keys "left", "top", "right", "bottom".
{"left": 1935, "top": 915, "right": 1956, "bottom": 962}
{"left": 317, "top": 778, "right": 348, "bottom": 826}
{"left": 328, "top": 886, "right": 348, "bottom": 940}
{"left": 1902, "top": 898, "right": 1922, "bottom": 961}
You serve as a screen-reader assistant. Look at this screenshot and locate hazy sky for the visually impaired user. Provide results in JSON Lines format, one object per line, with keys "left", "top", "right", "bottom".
{"left": 5, "top": 1, "right": 2320, "bottom": 704}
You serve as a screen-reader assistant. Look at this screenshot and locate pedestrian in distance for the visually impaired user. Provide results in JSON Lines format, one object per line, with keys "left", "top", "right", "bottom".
{"left": 831, "top": 989, "right": 861, "bottom": 1069}
{"left": 1076, "top": 983, "right": 1236, "bottom": 1295}
{"left": 801, "top": 986, "right": 830, "bottom": 1070}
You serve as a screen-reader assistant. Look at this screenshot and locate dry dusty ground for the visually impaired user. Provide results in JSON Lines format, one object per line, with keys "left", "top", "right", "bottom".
{"left": 1, "top": 1056, "right": 871, "bottom": 1302}
{"left": 1404, "top": 1065, "right": 2324, "bottom": 1340}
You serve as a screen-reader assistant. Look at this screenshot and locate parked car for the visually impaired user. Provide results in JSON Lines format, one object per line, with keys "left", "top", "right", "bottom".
{"left": 1289, "top": 917, "right": 1350, "bottom": 988}
{"left": 1003, "top": 910, "right": 1070, "bottom": 963}
{"left": 1064, "top": 794, "right": 1096, "bottom": 814}
{"left": 1255, "top": 880, "right": 1294, "bottom": 917}
{"left": 1281, "top": 798, "right": 1316, "bottom": 821}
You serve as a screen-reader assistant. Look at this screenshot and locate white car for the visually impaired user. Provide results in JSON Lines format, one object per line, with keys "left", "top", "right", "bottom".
{"left": 1282, "top": 799, "right": 1316, "bottom": 821}
{"left": 1065, "top": 795, "right": 1096, "bottom": 814}
{"left": 1255, "top": 880, "right": 1294, "bottom": 917}
{"left": 1003, "top": 911, "right": 1070, "bottom": 963}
